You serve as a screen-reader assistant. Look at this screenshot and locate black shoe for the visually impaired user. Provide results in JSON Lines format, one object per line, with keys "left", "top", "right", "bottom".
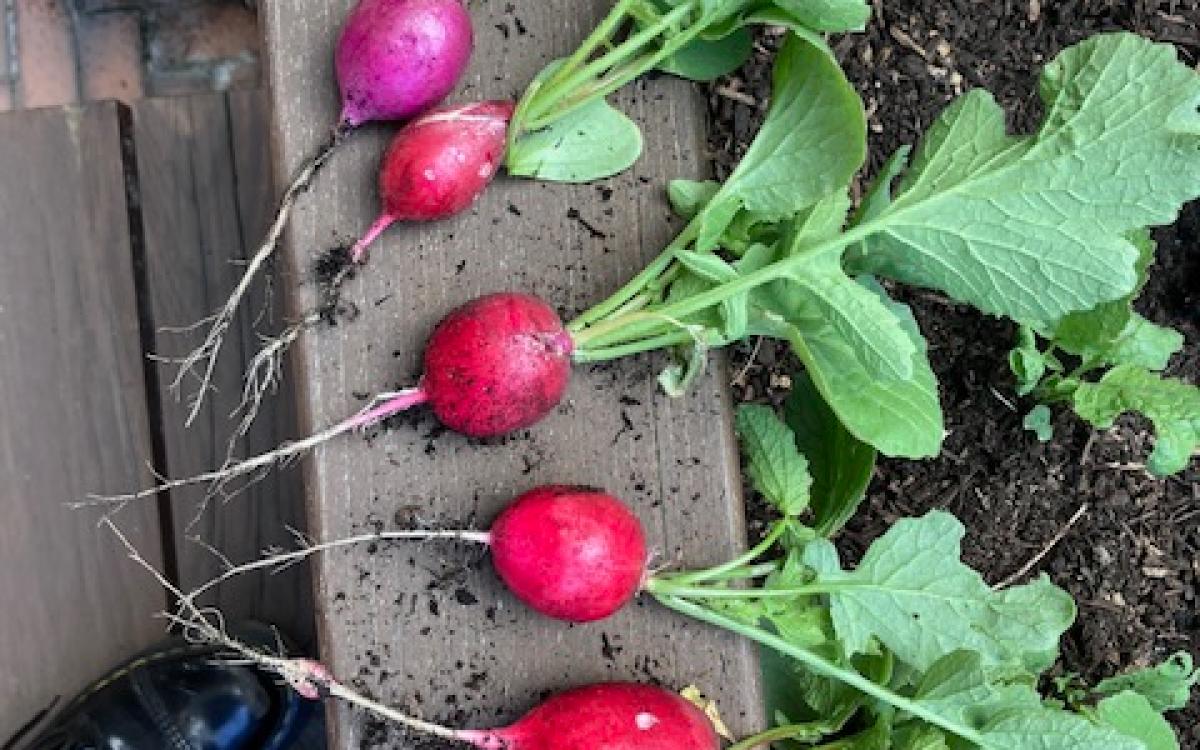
{"left": 8, "top": 623, "right": 321, "bottom": 750}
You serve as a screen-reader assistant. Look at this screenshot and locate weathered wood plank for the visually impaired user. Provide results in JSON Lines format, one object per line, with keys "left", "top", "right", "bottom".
{"left": 129, "top": 91, "right": 313, "bottom": 647}
{"left": 262, "top": 1, "right": 763, "bottom": 745}
{"left": 0, "top": 102, "right": 165, "bottom": 733}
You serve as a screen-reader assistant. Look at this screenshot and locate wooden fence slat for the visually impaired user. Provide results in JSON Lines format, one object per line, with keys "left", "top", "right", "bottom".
{"left": 0, "top": 102, "right": 165, "bottom": 732}
{"left": 262, "top": 1, "right": 763, "bottom": 745}
{"left": 129, "top": 91, "right": 313, "bottom": 647}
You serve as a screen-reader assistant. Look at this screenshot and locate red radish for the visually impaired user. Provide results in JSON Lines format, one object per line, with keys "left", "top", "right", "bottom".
{"left": 92, "top": 293, "right": 574, "bottom": 504}
{"left": 457, "top": 683, "right": 720, "bottom": 750}
{"left": 172, "top": 0, "right": 475, "bottom": 425}
{"left": 176, "top": 485, "right": 646, "bottom": 624}
{"left": 488, "top": 486, "right": 647, "bottom": 622}
{"left": 278, "top": 661, "right": 720, "bottom": 750}
{"left": 419, "top": 291, "right": 572, "bottom": 436}
{"left": 349, "top": 100, "right": 515, "bottom": 263}
{"left": 336, "top": 0, "right": 474, "bottom": 128}
{"left": 345, "top": 292, "right": 572, "bottom": 437}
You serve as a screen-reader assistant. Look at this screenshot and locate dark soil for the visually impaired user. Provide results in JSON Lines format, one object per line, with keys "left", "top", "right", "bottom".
{"left": 718, "top": 0, "right": 1200, "bottom": 742}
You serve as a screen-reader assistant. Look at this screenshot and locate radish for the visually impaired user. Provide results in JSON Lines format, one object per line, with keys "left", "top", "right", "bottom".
{"left": 227, "top": 100, "right": 516, "bottom": 451}
{"left": 282, "top": 665, "right": 719, "bottom": 750}
{"left": 455, "top": 683, "right": 719, "bottom": 750}
{"left": 171, "top": 0, "right": 474, "bottom": 426}
{"left": 489, "top": 485, "right": 647, "bottom": 622}
{"left": 336, "top": 0, "right": 474, "bottom": 128}
{"left": 348, "top": 100, "right": 514, "bottom": 263}
{"left": 91, "top": 293, "right": 573, "bottom": 504}
{"left": 104, "top": 517, "right": 719, "bottom": 750}
{"left": 176, "top": 485, "right": 645, "bottom": 624}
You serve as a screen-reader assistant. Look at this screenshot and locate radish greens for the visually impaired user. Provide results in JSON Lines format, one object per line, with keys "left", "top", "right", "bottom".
{"left": 647, "top": 406, "right": 1198, "bottom": 750}
{"left": 504, "top": 0, "right": 871, "bottom": 181}
{"left": 567, "top": 31, "right": 1200, "bottom": 473}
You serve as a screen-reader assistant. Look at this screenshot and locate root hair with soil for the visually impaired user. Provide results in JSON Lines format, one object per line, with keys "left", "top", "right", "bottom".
{"left": 170, "top": 125, "right": 351, "bottom": 427}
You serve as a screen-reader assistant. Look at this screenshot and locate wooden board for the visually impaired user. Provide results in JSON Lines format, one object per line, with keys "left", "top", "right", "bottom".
{"left": 0, "top": 102, "right": 165, "bottom": 733}
{"left": 262, "top": 2, "right": 764, "bottom": 745}
{"left": 129, "top": 90, "right": 313, "bottom": 648}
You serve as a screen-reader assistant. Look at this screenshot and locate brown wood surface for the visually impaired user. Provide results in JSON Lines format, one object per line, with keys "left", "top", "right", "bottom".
{"left": 129, "top": 90, "right": 313, "bottom": 647}
{"left": 0, "top": 102, "right": 166, "bottom": 733}
{"left": 262, "top": 1, "right": 763, "bottom": 745}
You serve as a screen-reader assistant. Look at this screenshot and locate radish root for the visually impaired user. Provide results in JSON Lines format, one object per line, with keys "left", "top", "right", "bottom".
{"left": 76, "top": 388, "right": 429, "bottom": 508}
{"left": 171, "top": 126, "right": 351, "bottom": 428}
{"left": 102, "top": 518, "right": 469, "bottom": 743}
{"left": 226, "top": 313, "right": 322, "bottom": 466}
{"left": 226, "top": 248, "right": 360, "bottom": 461}
{"left": 188, "top": 526, "right": 490, "bottom": 606}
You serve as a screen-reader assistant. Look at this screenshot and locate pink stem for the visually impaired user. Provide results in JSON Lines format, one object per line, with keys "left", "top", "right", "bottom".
{"left": 350, "top": 214, "right": 399, "bottom": 264}
{"left": 341, "top": 387, "right": 429, "bottom": 431}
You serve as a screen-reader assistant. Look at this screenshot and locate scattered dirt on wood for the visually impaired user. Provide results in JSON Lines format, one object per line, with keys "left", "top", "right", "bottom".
{"left": 716, "top": 0, "right": 1199, "bottom": 740}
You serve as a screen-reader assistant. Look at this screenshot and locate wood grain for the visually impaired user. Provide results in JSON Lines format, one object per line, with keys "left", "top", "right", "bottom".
{"left": 129, "top": 91, "right": 313, "bottom": 648}
{"left": 0, "top": 102, "right": 165, "bottom": 733}
{"left": 261, "top": 1, "right": 763, "bottom": 745}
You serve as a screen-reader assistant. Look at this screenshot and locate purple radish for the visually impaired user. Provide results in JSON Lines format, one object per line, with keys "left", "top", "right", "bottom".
{"left": 336, "top": 0, "right": 474, "bottom": 128}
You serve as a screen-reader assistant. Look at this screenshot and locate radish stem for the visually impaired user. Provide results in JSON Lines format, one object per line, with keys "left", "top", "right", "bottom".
{"left": 350, "top": 214, "right": 399, "bottom": 264}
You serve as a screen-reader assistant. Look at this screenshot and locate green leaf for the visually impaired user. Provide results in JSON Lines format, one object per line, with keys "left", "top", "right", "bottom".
{"left": 1092, "top": 652, "right": 1200, "bottom": 712}
{"left": 913, "top": 651, "right": 1042, "bottom": 728}
{"left": 1072, "top": 365, "right": 1200, "bottom": 475}
{"left": 786, "top": 191, "right": 853, "bottom": 254}
{"left": 735, "top": 404, "right": 813, "bottom": 517}
{"left": 772, "top": 0, "right": 872, "bottom": 31}
{"left": 658, "top": 27, "right": 753, "bottom": 81}
{"left": 657, "top": 340, "right": 709, "bottom": 398}
{"left": 697, "top": 32, "right": 866, "bottom": 249}
{"left": 855, "top": 34, "right": 1200, "bottom": 327}
{"left": 668, "top": 179, "right": 721, "bottom": 219}
{"left": 1099, "top": 316, "right": 1185, "bottom": 372}
{"left": 849, "top": 146, "right": 911, "bottom": 242}
{"left": 784, "top": 371, "right": 876, "bottom": 536}
{"left": 980, "top": 707, "right": 1144, "bottom": 750}
{"left": 1010, "top": 326, "right": 1047, "bottom": 397}
{"left": 506, "top": 96, "right": 643, "bottom": 182}
{"left": 1094, "top": 691, "right": 1179, "bottom": 750}
{"left": 676, "top": 250, "right": 739, "bottom": 284}
{"left": 814, "top": 511, "right": 1076, "bottom": 673}
{"left": 1048, "top": 229, "right": 1157, "bottom": 361}
{"left": 760, "top": 278, "right": 943, "bottom": 459}
{"left": 1024, "top": 405, "right": 1053, "bottom": 442}
{"left": 779, "top": 255, "right": 917, "bottom": 382}
{"left": 911, "top": 655, "right": 1146, "bottom": 750}
{"left": 674, "top": 251, "right": 750, "bottom": 339}
{"left": 834, "top": 720, "right": 892, "bottom": 749}
{"left": 891, "top": 725, "right": 950, "bottom": 750}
